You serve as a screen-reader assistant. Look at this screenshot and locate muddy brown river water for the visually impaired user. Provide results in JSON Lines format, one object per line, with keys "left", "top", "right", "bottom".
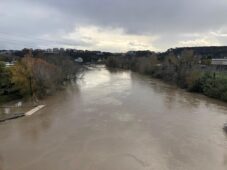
{"left": 0, "top": 65, "right": 227, "bottom": 170}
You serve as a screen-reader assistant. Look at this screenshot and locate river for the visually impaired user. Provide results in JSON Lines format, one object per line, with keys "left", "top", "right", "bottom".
{"left": 0, "top": 65, "right": 227, "bottom": 170}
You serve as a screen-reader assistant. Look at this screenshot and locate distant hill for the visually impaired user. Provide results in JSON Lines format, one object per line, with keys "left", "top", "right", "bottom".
{"left": 2, "top": 46, "right": 227, "bottom": 61}
{"left": 163, "top": 46, "right": 227, "bottom": 58}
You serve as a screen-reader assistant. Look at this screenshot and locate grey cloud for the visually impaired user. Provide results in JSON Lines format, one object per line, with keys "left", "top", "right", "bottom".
{"left": 1, "top": 0, "right": 227, "bottom": 51}
{"left": 32, "top": 0, "right": 227, "bottom": 34}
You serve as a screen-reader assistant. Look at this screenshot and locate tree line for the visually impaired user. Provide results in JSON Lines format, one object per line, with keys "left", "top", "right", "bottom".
{"left": 105, "top": 50, "right": 227, "bottom": 102}
{"left": 0, "top": 51, "right": 81, "bottom": 103}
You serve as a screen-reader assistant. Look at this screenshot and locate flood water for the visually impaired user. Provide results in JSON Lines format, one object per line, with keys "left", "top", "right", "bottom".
{"left": 0, "top": 66, "right": 227, "bottom": 170}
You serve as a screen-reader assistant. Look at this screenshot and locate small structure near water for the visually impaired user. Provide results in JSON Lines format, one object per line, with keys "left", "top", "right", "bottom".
{"left": 75, "top": 57, "right": 83, "bottom": 63}
{"left": 0, "top": 104, "right": 45, "bottom": 122}
{"left": 25, "top": 105, "right": 45, "bottom": 116}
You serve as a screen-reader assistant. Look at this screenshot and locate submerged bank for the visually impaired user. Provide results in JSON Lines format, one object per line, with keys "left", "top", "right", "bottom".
{"left": 0, "top": 100, "right": 45, "bottom": 122}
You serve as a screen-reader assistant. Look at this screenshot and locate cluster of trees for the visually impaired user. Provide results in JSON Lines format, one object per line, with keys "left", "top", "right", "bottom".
{"left": 105, "top": 50, "right": 227, "bottom": 102}
{"left": 0, "top": 52, "right": 81, "bottom": 103}
{"left": 0, "top": 61, "right": 21, "bottom": 103}
{"left": 194, "top": 73, "right": 227, "bottom": 101}
{"left": 8, "top": 48, "right": 112, "bottom": 63}
{"left": 162, "top": 46, "right": 227, "bottom": 59}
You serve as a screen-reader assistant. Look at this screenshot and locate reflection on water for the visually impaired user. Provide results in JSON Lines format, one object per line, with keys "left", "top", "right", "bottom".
{"left": 0, "top": 66, "right": 227, "bottom": 170}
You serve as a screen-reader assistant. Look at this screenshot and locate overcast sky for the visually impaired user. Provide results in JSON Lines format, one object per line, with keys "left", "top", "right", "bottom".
{"left": 0, "top": 0, "right": 227, "bottom": 52}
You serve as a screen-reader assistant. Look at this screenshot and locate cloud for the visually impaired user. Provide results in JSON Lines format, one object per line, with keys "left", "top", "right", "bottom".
{"left": 32, "top": 0, "right": 227, "bottom": 34}
{"left": 63, "top": 26, "right": 158, "bottom": 52}
{"left": 177, "top": 38, "right": 220, "bottom": 47}
{"left": 0, "top": 0, "right": 227, "bottom": 51}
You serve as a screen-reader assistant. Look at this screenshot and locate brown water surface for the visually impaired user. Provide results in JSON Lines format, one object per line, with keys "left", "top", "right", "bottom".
{"left": 0, "top": 66, "right": 227, "bottom": 170}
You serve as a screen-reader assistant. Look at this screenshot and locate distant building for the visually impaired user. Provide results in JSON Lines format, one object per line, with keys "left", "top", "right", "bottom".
{"left": 60, "top": 48, "right": 65, "bottom": 52}
{"left": 43, "top": 48, "right": 54, "bottom": 54}
{"left": 96, "top": 52, "right": 103, "bottom": 56}
{"left": 0, "top": 51, "right": 7, "bottom": 55}
{"left": 126, "top": 51, "right": 136, "bottom": 56}
{"left": 4, "top": 61, "right": 15, "bottom": 68}
{"left": 46, "top": 48, "right": 53, "bottom": 53}
{"left": 75, "top": 57, "right": 83, "bottom": 63}
{"left": 97, "top": 59, "right": 103, "bottom": 63}
{"left": 0, "top": 50, "right": 13, "bottom": 55}
{"left": 53, "top": 48, "right": 59, "bottom": 53}
{"left": 211, "top": 59, "right": 227, "bottom": 66}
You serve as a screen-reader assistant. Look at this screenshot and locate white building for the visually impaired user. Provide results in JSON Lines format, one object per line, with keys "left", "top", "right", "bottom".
{"left": 4, "top": 61, "right": 15, "bottom": 67}
{"left": 211, "top": 59, "right": 227, "bottom": 66}
{"left": 75, "top": 57, "right": 83, "bottom": 63}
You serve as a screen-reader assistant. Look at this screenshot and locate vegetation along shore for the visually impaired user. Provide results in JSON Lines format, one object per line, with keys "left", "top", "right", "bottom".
{"left": 1, "top": 46, "right": 227, "bottom": 104}
{"left": 105, "top": 48, "right": 227, "bottom": 102}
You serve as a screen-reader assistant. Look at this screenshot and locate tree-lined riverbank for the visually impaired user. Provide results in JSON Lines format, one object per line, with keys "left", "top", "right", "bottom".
{"left": 0, "top": 51, "right": 81, "bottom": 103}
{"left": 105, "top": 50, "right": 227, "bottom": 102}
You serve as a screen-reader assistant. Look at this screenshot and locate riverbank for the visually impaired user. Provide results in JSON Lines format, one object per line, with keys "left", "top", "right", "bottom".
{"left": 0, "top": 112, "right": 24, "bottom": 122}
{"left": 105, "top": 53, "right": 227, "bottom": 103}
{"left": 0, "top": 104, "right": 45, "bottom": 122}
{"left": 0, "top": 66, "right": 86, "bottom": 122}
{"left": 0, "top": 52, "right": 83, "bottom": 105}
{"left": 0, "top": 100, "right": 38, "bottom": 122}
